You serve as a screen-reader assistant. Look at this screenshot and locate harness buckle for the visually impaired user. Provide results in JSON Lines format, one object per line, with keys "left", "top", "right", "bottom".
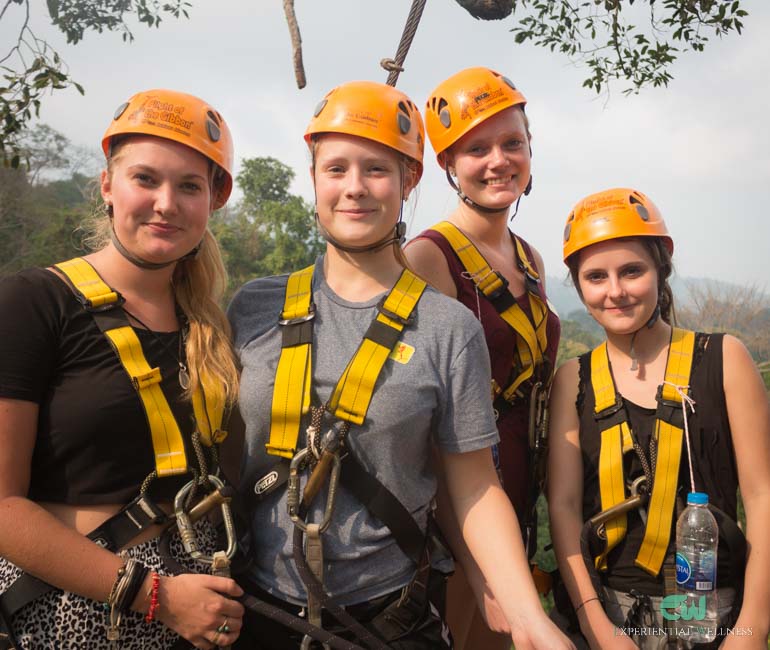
{"left": 278, "top": 306, "right": 316, "bottom": 326}
{"left": 485, "top": 271, "right": 510, "bottom": 302}
{"left": 376, "top": 296, "right": 415, "bottom": 326}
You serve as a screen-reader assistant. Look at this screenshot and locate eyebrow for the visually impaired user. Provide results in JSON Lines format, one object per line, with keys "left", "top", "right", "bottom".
{"left": 126, "top": 163, "right": 208, "bottom": 182}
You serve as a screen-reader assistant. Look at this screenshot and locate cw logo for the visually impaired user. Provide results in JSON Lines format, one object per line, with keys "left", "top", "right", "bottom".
{"left": 660, "top": 594, "right": 706, "bottom": 621}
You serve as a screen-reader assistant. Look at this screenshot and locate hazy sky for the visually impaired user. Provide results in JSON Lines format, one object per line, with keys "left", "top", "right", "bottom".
{"left": 4, "top": 1, "right": 769, "bottom": 287}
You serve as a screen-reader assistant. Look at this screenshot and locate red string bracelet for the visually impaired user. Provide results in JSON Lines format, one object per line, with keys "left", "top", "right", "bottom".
{"left": 145, "top": 572, "right": 160, "bottom": 623}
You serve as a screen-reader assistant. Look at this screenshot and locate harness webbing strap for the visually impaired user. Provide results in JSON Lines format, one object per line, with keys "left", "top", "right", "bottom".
{"left": 266, "top": 266, "right": 426, "bottom": 457}
{"left": 268, "top": 265, "right": 315, "bottom": 459}
{"left": 54, "top": 258, "right": 189, "bottom": 477}
{"left": 429, "top": 221, "right": 548, "bottom": 401}
{"left": 329, "top": 269, "right": 426, "bottom": 424}
{"left": 192, "top": 374, "right": 227, "bottom": 447}
{"left": 592, "top": 328, "right": 695, "bottom": 575}
{"left": 636, "top": 328, "right": 694, "bottom": 573}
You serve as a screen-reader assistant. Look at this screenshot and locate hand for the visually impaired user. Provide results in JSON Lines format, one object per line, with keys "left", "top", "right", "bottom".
{"left": 582, "top": 612, "right": 635, "bottom": 650}
{"left": 156, "top": 573, "right": 245, "bottom": 649}
{"left": 509, "top": 610, "right": 577, "bottom": 650}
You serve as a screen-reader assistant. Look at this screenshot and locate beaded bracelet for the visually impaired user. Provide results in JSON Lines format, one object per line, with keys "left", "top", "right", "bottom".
{"left": 574, "top": 596, "right": 601, "bottom": 613}
{"left": 145, "top": 572, "right": 161, "bottom": 623}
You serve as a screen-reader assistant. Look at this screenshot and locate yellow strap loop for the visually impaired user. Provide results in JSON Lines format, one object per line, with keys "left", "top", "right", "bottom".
{"left": 268, "top": 265, "right": 315, "bottom": 459}
{"left": 592, "top": 329, "right": 695, "bottom": 575}
{"left": 329, "top": 269, "right": 426, "bottom": 424}
{"left": 267, "top": 266, "right": 426, "bottom": 456}
{"left": 430, "top": 221, "right": 548, "bottom": 402}
{"left": 54, "top": 257, "right": 193, "bottom": 477}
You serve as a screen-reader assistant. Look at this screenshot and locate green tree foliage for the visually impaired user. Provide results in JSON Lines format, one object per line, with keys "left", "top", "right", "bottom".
{"left": 0, "top": 125, "right": 96, "bottom": 276}
{"left": 1, "top": 0, "right": 190, "bottom": 165}
{"left": 556, "top": 309, "right": 603, "bottom": 366}
{"left": 503, "top": 0, "right": 749, "bottom": 95}
{"left": 210, "top": 156, "right": 324, "bottom": 302}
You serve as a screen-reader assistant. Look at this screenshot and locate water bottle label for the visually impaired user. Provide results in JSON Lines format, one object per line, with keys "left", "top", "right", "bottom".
{"left": 675, "top": 550, "right": 715, "bottom": 591}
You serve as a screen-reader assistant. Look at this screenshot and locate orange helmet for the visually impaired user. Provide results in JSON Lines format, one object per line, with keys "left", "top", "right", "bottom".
{"left": 304, "top": 81, "right": 424, "bottom": 181}
{"left": 562, "top": 188, "right": 673, "bottom": 263}
{"left": 425, "top": 67, "right": 527, "bottom": 164}
{"left": 102, "top": 89, "right": 234, "bottom": 209}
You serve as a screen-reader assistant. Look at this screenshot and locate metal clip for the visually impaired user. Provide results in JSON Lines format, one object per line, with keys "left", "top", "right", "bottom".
{"left": 174, "top": 474, "right": 237, "bottom": 564}
{"left": 287, "top": 448, "right": 341, "bottom": 533}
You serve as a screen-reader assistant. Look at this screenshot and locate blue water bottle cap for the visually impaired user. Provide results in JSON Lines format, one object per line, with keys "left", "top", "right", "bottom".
{"left": 686, "top": 491, "right": 709, "bottom": 505}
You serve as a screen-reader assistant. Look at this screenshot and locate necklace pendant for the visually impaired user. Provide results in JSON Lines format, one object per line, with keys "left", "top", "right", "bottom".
{"left": 178, "top": 363, "right": 191, "bottom": 390}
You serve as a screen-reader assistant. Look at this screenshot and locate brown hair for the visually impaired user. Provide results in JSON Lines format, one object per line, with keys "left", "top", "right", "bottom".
{"left": 567, "top": 236, "right": 676, "bottom": 325}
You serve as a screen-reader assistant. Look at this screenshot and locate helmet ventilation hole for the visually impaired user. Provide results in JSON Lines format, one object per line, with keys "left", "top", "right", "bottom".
{"left": 635, "top": 204, "right": 650, "bottom": 221}
{"left": 206, "top": 118, "right": 221, "bottom": 143}
{"left": 113, "top": 102, "right": 129, "bottom": 121}
{"left": 397, "top": 113, "right": 411, "bottom": 135}
{"left": 206, "top": 110, "right": 221, "bottom": 126}
{"left": 438, "top": 98, "right": 450, "bottom": 128}
{"left": 313, "top": 99, "right": 328, "bottom": 117}
{"left": 502, "top": 76, "right": 517, "bottom": 90}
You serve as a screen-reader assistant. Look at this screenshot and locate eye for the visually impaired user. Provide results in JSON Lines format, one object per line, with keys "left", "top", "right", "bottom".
{"left": 583, "top": 271, "right": 605, "bottom": 283}
{"left": 622, "top": 264, "right": 644, "bottom": 278}
{"left": 133, "top": 172, "right": 155, "bottom": 185}
{"left": 181, "top": 181, "right": 203, "bottom": 193}
{"left": 504, "top": 138, "right": 524, "bottom": 150}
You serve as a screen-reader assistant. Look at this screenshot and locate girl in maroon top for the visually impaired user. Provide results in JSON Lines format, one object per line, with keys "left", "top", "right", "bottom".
{"left": 407, "top": 67, "right": 560, "bottom": 650}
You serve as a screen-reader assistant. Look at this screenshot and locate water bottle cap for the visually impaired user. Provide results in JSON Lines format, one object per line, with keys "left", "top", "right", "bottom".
{"left": 686, "top": 491, "right": 709, "bottom": 505}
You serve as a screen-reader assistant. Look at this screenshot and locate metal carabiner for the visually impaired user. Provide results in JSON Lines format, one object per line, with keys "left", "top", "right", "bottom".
{"left": 287, "top": 448, "right": 341, "bottom": 533}
{"left": 174, "top": 474, "right": 237, "bottom": 564}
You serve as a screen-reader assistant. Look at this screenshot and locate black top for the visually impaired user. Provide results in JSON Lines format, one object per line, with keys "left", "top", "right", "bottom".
{"left": 577, "top": 332, "right": 739, "bottom": 595}
{"left": 0, "top": 268, "right": 196, "bottom": 504}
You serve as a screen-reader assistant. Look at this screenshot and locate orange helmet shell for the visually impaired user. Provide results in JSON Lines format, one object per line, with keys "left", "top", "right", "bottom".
{"left": 102, "top": 89, "right": 234, "bottom": 209}
{"left": 304, "top": 81, "right": 424, "bottom": 181}
{"left": 425, "top": 67, "right": 527, "bottom": 163}
{"left": 562, "top": 188, "right": 673, "bottom": 264}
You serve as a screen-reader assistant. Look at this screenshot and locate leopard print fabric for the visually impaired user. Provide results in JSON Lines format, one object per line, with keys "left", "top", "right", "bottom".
{"left": 0, "top": 519, "right": 219, "bottom": 649}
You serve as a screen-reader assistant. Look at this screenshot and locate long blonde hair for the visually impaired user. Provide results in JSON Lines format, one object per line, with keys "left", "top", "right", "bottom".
{"left": 84, "top": 139, "right": 240, "bottom": 408}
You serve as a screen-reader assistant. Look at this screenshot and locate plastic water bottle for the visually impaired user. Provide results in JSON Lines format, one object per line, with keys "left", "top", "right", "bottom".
{"left": 675, "top": 492, "right": 718, "bottom": 643}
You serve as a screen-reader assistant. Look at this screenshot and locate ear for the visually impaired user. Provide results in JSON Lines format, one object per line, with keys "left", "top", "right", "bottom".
{"left": 437, "top": 150, "right": 452, "bottom": 172}
{"left": 402, "top": 165, "right": 419, "bottom": 200}
{"left": 100, "top": 169, "right": 112, "bottom": 206}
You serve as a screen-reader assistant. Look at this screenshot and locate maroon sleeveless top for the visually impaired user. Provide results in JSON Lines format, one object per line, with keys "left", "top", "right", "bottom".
{"left": 415, "top": 228, "right": 561, "bottom": 517}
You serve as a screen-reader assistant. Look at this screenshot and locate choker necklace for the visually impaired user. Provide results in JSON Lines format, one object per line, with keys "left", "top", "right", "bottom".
{"left": 123, "top": 306, "right": 190, "bottom": 390}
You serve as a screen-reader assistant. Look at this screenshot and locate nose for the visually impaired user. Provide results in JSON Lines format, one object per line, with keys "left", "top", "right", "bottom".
{"left": 607, "top": 274, "right": 626, "bottom": 300}
{"left": 153, "top": 182, "right": 178, "bottom": 215}
{"left": 344, "top": 167, "right": 368, "bottom": 199}
{"left": 488, "top": 145, "right": 508, "bottom": 168}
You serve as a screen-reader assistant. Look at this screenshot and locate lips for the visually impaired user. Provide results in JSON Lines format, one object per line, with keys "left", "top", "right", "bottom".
{"left": 145, "top": 222, "right": 182, "bottom": 235}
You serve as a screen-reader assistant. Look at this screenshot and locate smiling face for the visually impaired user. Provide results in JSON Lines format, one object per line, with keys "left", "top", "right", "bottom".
{"left": 576, "top": 238, "right": 661, "bottom": 335}
{"left": 101, "top": 135, "right": 212, "bottom": 265}
{"left": 312, "top": 133, "right": 415, "bottom": 249}
{"left": 444, "top": 106, "right": 531, "bottom": 211}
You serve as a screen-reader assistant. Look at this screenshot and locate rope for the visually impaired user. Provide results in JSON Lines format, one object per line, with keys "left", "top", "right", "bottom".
{"left": 381, "top": 0, "right": 428, "bottom": 86}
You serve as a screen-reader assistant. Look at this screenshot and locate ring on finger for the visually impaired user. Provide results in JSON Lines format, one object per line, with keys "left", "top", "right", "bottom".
{"left": 216, "top": 616, "right": 230, "bottom": 634}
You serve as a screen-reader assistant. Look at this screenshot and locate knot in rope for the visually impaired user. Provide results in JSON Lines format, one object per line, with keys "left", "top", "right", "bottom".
{"left": 380, "top": 58, "right": 404, "bottom": 73}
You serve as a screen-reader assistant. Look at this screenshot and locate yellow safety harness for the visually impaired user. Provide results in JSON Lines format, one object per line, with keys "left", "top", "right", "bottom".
{"left": 267, "top": 264, "right": 427, "bottom": 458}
{"left": 54, "top": 257, "right": 227, "bottom": 478}
{"left": 592, "top": 327, "right": 695, "bottom": 575}
{"left": 428, "top": 221, "right": 549, "bottom": 403}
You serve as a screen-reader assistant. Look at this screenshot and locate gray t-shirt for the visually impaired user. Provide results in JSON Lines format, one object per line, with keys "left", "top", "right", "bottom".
{"left": 228, "top": 260, "right": 498, "bottom": 605}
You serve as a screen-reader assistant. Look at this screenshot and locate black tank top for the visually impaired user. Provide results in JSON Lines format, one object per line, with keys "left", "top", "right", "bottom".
{"left": 577, "top": 332, "right": 739, "bottom": 594}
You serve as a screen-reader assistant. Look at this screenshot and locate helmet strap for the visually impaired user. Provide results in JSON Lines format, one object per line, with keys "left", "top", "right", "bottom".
{"left": 628, "top": 304, "right": 661, "bottom": 371}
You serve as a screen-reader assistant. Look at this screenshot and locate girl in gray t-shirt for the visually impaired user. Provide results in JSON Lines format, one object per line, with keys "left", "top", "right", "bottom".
{"left": 229, "top": 80, "right": 573, "bottom": 650}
